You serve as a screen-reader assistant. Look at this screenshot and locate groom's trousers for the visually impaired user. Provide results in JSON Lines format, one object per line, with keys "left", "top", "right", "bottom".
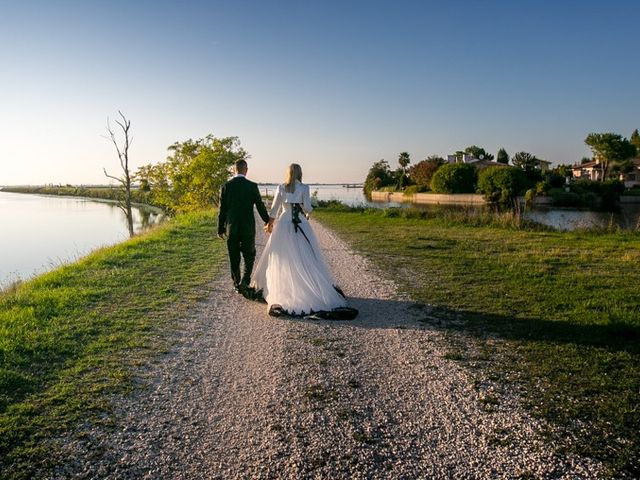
{"left": 227, "top": 232, "right": 256, "bottom": 287}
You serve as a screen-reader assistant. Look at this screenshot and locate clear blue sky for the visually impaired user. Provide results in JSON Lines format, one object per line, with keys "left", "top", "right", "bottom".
{"left": 1, "top": 0, "right": 638, "bottom": 184}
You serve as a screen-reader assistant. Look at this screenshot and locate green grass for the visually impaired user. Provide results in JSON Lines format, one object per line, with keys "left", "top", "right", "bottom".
{"left": 0, "top": 210, "right": 225, "bottom": 479}
{"left": 314, "top": 207, "right": 640, "bottom": 478}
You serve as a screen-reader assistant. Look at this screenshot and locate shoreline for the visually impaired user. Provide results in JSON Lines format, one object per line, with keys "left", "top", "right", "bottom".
{"left": 0, "top": 189, "right": 168, "bottom": 290}
{"left": 0, "top": 185, "right": 165, "bottom": 212}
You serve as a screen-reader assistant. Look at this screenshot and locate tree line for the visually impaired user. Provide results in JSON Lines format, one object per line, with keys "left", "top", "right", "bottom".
{"left": 363, "top": 130, "right": 640, "bottom": 206}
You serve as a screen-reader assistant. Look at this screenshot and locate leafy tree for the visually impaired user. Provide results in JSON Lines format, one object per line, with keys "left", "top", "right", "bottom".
{"left": 546, "top": 164, "right": 573, "bottom": 188}
{"left": 477, "top": 166, "right": 527, "bottom": 204}
{"left": 551, "top": 164, "right": 573, "bottom": 178}
{"left": 631, "top": 129, "right": 640, "bottom": 153}
{"left": 363, "top": 159, "right": 394, "bottom": 197}
{"left": 584, "top": 132, "right": 636, "bottom": 180}
{"left": 464, "top": 145, "right": 494, "bottom": 161}
{"left": 580, "top": 157, "right": 592, "bottom": 164}
{"left": 496, "top": 148, "right": 509, "bottom": 164}
{"left": 430, "top": 163, "right": 477, "bottom": 193}
{"left": 511, "top": 151, "right": 545, "bottom": 184}
{"left": 134, "top": 164, "right": 153, "bottom": 192}
{"left": 611, "top": 159, "right": 635, "bottom": 176}
{"left": 138, "top": 135, "right": 247, "bottom": 213}
{"left": 408, "top": 156, "right": 445, "bottom": 189}
{"left": 511, "top": 151, "right": 536, "bottom": 171}
{"left": 394, "top": 167, "right": 411, "bottom": 189}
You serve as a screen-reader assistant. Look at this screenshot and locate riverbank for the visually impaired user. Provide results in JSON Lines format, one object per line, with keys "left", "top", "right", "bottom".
{"left": 313, "top": 207, "right": 640, "bottom": 478}
{"left": 371, "top": 189, "right": 640, "bottom": 206}
{"left": 0, "top": 185, "right": 157, "bottom": 209}
{"left": 0, "top": 211, "right": 225, "bottom": 479}
{"left": 0, "top": 190, "right": 168, "bottom": 289}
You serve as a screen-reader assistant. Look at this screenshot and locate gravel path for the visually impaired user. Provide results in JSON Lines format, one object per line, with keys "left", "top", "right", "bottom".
{"left": 51, "top": 219, "right": 604, "bottom": 479}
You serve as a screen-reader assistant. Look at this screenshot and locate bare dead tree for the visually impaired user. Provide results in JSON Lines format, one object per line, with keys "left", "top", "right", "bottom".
{"left": 103, "top": 111, "right": 134, "bottom": 237}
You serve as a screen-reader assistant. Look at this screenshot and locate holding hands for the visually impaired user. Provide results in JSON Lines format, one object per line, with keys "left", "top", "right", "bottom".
{"left": 264, "top": 218, "right": 275, "bottom": 235}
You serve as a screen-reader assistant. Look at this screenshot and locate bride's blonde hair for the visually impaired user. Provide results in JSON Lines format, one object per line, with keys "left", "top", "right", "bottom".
{"left": 285, "top": 163, "right": 302, "bottom": 193}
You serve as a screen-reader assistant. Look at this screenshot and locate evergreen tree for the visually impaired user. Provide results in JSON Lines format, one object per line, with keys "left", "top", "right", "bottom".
{"left": 496, "top": 148, "right": 509, "bottom": 164}
{"left": 631, "top": 129, "right": 640, "bottom": 154}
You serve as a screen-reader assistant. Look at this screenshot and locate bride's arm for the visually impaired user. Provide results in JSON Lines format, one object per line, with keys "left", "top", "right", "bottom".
{"left": 269, "top": 185, "right": 283, "bottom": 218}
{"left": 302, "top": 184, "right": 313, "bottom": 215}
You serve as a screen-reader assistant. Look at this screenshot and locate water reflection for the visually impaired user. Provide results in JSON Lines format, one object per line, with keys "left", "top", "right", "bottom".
{"left": 525, "top": 205, "right": 640, "bottom": 231}
{"left": 0, "top": 192, "right": 165, "bottom": 288}
{"left": 98, "top": 198, "right": 165, "bottom": 233}
{"left": 366, "top": 200, "right": 640, "bottom": 231}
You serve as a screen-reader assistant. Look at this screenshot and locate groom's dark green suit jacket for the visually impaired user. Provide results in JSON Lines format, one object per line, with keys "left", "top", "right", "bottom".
{"left": 217, "top": 176, "right": 270, "bottom": 236}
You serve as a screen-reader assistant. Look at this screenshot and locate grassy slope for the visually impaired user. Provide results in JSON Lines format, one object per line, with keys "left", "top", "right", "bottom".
{"left": 314, "top": 208, "right": 640, "bottom": 478}
{"left": 0, "top": 210, "right": 224, "bottom": 479}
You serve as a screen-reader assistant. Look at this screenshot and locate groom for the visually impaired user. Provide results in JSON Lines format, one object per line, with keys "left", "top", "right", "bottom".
{"left": 217, "top": 159, "right": 272, "bottom": 293}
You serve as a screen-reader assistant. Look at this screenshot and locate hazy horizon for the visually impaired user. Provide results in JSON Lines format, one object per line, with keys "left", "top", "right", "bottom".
{"left": 2, "top": 0, "right": 639, "bottom": 185}
{"left": 0, "top": 180, "right": 365, "bottom": 187}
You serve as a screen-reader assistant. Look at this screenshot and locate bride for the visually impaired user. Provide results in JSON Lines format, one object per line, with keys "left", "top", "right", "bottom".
{"left": 251, "top": 164, "right": 357, "bottom": 319}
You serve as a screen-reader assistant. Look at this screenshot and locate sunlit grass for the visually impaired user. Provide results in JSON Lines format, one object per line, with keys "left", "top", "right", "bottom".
{"left": 315, "top": 208, "right": 640, "bottom": 478}
{"left": 0, "top": 210, "right": 225, "bottom": 479}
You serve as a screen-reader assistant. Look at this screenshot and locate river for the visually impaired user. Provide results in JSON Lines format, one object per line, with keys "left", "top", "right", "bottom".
{"left": 0, "top": 191, "right": 165, "bottom": 288}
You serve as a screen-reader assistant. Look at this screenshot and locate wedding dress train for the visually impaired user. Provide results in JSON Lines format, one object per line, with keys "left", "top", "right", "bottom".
{"left": 251, "top": 181, "right": 356, "bottom": 319}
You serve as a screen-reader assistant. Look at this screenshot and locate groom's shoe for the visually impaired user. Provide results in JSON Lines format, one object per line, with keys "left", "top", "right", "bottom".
{"left": 234, "top": 283, "right": 246, "bottom": 294}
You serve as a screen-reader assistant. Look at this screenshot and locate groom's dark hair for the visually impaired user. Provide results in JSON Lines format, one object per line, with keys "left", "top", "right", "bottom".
{"left": 235, "top": 159, "right": 248, "bottom": 173}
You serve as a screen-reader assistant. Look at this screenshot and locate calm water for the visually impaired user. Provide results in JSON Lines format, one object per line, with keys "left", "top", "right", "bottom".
{"left": 525, "top": 205, "right": 640, "bottom": 231}
{"left": 0, "top": 191, "right": 165, "bottom": 288}
{"left": 259, "top": 183, "right": 368, "bottom": 206}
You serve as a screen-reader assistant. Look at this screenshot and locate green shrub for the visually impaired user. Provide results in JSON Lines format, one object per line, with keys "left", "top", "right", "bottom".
{"left": 562, "top": 179, "right": 625, "bottom": 210}
{"left": 382, "top": 207, "right": 401, "bottom": 217}
{"left": 363, "top": 159, "right": 396, "bottom": 197}
{"left": 476, "top": 166, "right": 527, "bottom": 204}
{"left": 546, "top": 172, "right": 567, "bottom": 189}
{"left": 315, "top": 199, "right": 356, "bottom": 211}
{"left": 403, "top": 185, "right": 428, "bottom": 196}
{"left": 400, "top": 208, "right": 428, "bottom": 219}
{"left": 524, "top": 188, "right": 536, "bottom": 205}
{"left": 430, "top": 163, "right": 477, "bottom": 193}
{"left": 600, "top": 180, "right": 625, "bottom": 209}
{"left": 535, "top": 181, "right": 549, "bottom": 195}
{"left": 551, "top": 190, "right": 583, "bottom": 207}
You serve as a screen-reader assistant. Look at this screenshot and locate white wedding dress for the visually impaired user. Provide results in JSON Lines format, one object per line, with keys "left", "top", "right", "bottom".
{"left": 251, "top": 181, "right": 348, "bottom": 316}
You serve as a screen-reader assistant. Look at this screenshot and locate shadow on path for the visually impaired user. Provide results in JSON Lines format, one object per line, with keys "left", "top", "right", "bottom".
{"left": 283, "top": 295, "right": 640, "bottom": 356}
